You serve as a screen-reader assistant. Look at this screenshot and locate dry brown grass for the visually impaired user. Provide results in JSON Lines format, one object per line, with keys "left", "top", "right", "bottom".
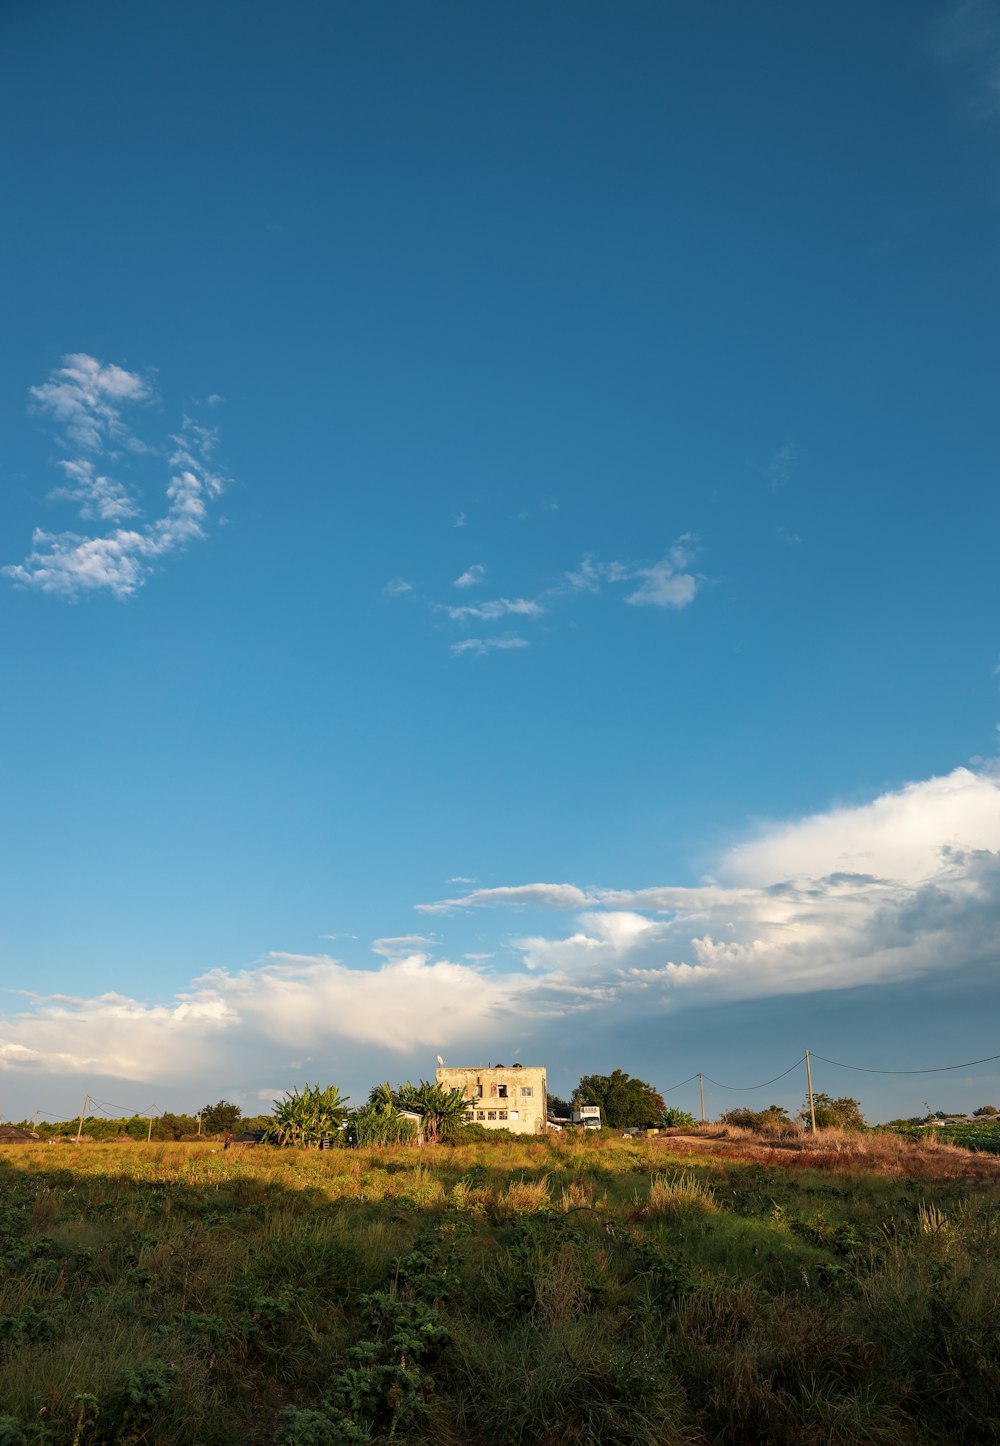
{"left": 655, "top": 1124, "right": 1000, "bottom": 1182}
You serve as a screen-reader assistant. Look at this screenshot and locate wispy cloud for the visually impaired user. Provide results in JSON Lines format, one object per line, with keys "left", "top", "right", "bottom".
{"left": 566, "top": 540, "right": 701, "bottom": 611}
{"left": 453, "top": 564, "right": 485, "bottom": 588}
{"left": 5, "top": 355, "right": 227, "bottom": 600}
{"left": 625, "top": 553, "right": 698, "bottom": 609}
{"left": 387, "top": 537, "right": 702, "bottom": 655}
{"left": 934, "top": 0, "right": 1000, "bottom": 121}
{"left": 766, "top": 442, "right": 796, "bottom": 490}
{"left": 446, "top": 597, "right": 543, "bottom": 622}
{"left": 451, "top": 635, "right": 530, "bottom": 656}
{"left": 454, "top": 511, "right": 467, "bottom": 528}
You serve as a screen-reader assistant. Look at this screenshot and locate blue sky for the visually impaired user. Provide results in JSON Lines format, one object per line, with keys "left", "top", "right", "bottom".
{"left": 3, "top": 1, "right": 1000, "bottom": 1124}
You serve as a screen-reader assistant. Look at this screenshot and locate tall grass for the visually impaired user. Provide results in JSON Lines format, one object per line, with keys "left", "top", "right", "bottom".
{"left": 1, "top": 1133, "right": 999, "bottom": 1442}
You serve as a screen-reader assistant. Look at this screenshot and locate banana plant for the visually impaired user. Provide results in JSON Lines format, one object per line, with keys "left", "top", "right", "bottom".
{"left": 267, "top": 1082, "right": 349, "bottom": 1147}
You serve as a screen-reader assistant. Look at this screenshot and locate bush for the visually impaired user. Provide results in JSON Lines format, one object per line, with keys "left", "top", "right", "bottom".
{"left": 720, "top": 1105, "right": 790, "bottom": 1132}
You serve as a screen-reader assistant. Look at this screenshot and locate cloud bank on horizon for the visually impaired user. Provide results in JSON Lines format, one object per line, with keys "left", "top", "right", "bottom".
{"left": 2, "top": 763, "right": 998, "bottom": 1101}
{"left": 4, "top": 354, "right": 227, "bottom": 599}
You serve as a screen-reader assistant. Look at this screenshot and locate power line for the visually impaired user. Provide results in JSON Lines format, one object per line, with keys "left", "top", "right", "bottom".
{"left": 660, "top": 1073, "right": 701, "bottom": 1094}
{"left": 702, "top": 1056, "right": 806, "bottom": 1091}
{"left": 810, "top": 1050, "right": 1000, "bottom": 1076}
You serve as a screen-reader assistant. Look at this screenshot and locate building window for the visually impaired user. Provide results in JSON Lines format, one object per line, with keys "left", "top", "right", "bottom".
{"left": 475, "top": 1084, "right": 483, "bottom": 1097}
{"left": 498, "top": 1110, "right": 508, "bottom": 1121}
{"left": 520, "top": 1086, "right": 533, "bottom": 1097}
{"left": 498, "top": 1084, "right": 508, "bottom": 1098}
{"left": 476, "top": 1111, "right": 485, "bottom": 1121}
{"left": 509, "top": 1110, "right": 519, "bottom": 1121}
{"left": 487, "top": 1110, "right": 497, "bottom": 1120}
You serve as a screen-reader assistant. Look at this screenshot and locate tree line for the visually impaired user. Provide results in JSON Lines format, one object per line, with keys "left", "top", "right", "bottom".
{"left": 17, "top": 1073, "right": 996, "bottom": 1145}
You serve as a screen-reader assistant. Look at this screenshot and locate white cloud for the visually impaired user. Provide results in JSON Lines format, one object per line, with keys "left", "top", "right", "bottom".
{"left": 30, "top": 353, "right": 151, "bottom": 453}
{"left": 446, "top": 597, "right": 543, "bottom": 621}
{"left": 451, "top": 635, "right": 530, "bottom": 656}
{"left": 388, "top": 538, "right": 700, "bottom": 652}
{"left": 0, "top": 950, "right": 532, "bottom": 1094}
{"left": 5, "top": 765, "right": 1000, "bottom": 1113}
{"left": 454, "top": 512, "right": 467, "bottom": 528}
{"left": 625, "top": 552, "right": 698, "bottom": 610}
{"left": 418, "top": 766, "right": 1000, "bottom": 1006}
{"left": 7, "top": 357, "right": 227, "bottom": 600}
{"left": 50, "top": 459, "right": 140, "bottom": 523}
{"left": 453, "top": 564, "right": 485, "bottom": 588}
{"left": 566, "top": 542, "right": 700, "bottom": 611}
{"left": 417, "top": 882, "right": 592, "bottom": 914}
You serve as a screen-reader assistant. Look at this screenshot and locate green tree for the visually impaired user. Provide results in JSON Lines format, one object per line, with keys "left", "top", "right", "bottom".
{"left": 974, "top": 1105, "right": 999, "bottom": 1116}
{"left": 547, "top": 1094, "right": 572, "bottom": 1118}
{"left": 801, "top": 1093, "right": 865, "bottom": 1131}
{"left": 267, "top": 1084, "right": 349, "bottom": 1147}
{"left": 200, "top": 1100, "right": 242, "bottom": 1135}
{"left": 575, "top": 1069, "right": 666, "bottom": 1129}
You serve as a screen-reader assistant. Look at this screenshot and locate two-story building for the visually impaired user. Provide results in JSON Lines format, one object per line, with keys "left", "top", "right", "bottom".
{"left": 435, "top": 1062, "right": 547, "bottom": 1134}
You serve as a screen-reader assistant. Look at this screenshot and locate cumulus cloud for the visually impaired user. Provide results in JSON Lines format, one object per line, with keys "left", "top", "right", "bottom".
{"left": 418, "top": 766, "right": 1000, "bottom": 1005}
{"left": 29, "top": 353, "right": 151, "bottom": 452}
{"left": 6, "top": 355, "right": 228, "bottom": 600}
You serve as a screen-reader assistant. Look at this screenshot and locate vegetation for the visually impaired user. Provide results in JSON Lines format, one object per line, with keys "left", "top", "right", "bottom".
{"left": 390, "top": 1081, "right": 470, "bottom": 1143}
{"left": 719, "top": 1103, "right": 795, "bottom": 1133}
{"left": 801, "top": 1093, "right": 866, "bottom": 1131}
{"left": 658, "top": 1106, "right": 697, "bottom": 1128}
{"left": 2, "top": 1129, "right": 999, "bottom": 1443}
{"left": 267, "top": 1084, "right": 350, "bottom": 1148}
{"left": 200, "top": 1100, "right": 243, "bottom": 1135}
{"left": 574, "top": 1069, "right": 666, "bottom": 1128}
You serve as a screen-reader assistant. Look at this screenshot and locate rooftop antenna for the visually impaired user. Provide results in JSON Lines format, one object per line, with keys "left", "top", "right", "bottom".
{"left": 436, "top": 1054, "right": 445, "bottom": 1066}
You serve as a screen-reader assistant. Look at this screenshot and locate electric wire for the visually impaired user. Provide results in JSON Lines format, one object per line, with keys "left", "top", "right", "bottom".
{"left": 702, "top": 1056, "right": 806, "bottom": 1091}
{"left": 660, "top": 1073, "right": 701, "bottom": 1094}
{"left": 810, "top": 1050, "right": 1000, "bottom": 1076}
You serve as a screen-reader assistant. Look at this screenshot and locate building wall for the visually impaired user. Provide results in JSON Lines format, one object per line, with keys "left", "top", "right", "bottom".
{"left": 436, "top": 1064, "right": 547, "bottom": 1134}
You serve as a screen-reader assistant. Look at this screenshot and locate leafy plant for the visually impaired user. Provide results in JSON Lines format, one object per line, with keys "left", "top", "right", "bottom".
{"left": 267, "top": 1083, "right": 349, "bottom": 1147}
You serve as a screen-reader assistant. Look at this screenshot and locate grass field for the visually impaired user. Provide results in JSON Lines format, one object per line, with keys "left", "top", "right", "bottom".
{"left": 1, "top": 1130, "right": 999, "bottom": 1444}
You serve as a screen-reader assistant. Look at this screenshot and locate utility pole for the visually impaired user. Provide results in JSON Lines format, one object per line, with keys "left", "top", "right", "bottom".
{"left": 147, "top": 1105, "right": 155, "bottom": 1143}
{"left": 76, "top": 1094, "right": 89, "bottom": 1145}
{"left": 805, "top": 1049, "right": 817, "bottom": 1135}
{"left": 197, "top": 1112, "right": 202, "bottom": 1136}
{"left": 699, "top": 1072, "right": 705, "bottom": 1124}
